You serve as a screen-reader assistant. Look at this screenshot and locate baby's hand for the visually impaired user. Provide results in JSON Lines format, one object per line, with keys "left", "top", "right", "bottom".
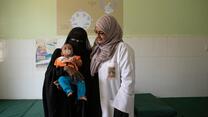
{"left": 69, "top": 57, "right": 75, "bottom": 62}
{"left": 62, "top": 59, "right": 71, "bottom": 63}
{"left": 66, "top": 57, "right": 75, "bottom": 63}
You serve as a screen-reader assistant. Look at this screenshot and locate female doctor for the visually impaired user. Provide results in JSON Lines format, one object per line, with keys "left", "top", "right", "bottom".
{"left": 90, "top": 15, "right": 135, "bottom": 117}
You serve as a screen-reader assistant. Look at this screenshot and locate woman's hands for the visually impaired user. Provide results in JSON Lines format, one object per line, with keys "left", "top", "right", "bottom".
{"left": 64, "top": 66, "right": 76, "bottom": 76}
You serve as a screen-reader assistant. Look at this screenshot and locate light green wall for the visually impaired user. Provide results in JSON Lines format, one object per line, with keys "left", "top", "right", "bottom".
{"left": 124, "top": 0, "right": 208, "bottom": 36}
{"left": 0, "top": 0, "right": 56, "bottom": 39}
{"left": 0, "top": 0, "right": 208, "bottom": 39}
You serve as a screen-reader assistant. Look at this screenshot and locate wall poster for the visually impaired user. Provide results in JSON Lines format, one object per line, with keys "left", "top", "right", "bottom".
{"left": 57, "top": 0, "right": 123, "bottom": 35}
{"left": 35, "top": 39, "right": 57, "bottom": 67}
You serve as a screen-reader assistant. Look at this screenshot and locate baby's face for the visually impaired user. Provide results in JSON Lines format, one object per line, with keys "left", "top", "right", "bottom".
{"left": 61, "top": 44, "right": 73, "bottom": 57}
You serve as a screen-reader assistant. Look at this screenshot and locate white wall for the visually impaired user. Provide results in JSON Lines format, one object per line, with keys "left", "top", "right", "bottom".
{"left": 127, "top": 36, "right": 208, "bottom": 97}
{"left": 0, "top": 36, "right": 208, "bottom": 99}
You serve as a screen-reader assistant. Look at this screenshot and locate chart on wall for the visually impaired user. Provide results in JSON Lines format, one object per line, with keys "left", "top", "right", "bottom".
{"left": 35, "top": 39, "right": 57, "bottom": 67}
{"left": 57, "top": 0, "right": 123, "bottom": 35}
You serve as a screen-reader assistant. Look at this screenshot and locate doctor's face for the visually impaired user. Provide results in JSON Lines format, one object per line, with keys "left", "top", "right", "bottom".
{"left": 94, "top": 26, "right": 107, "bottom": 45}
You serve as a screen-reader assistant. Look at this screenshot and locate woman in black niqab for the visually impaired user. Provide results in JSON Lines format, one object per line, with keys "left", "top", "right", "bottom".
{"left": 42, "top": 27, "right": 93, "bottom": 117}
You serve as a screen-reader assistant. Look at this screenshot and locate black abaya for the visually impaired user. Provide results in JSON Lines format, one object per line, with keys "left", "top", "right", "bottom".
{"left": 42, "top": 48, "right": 82, "bottom": 117}
{"left": 43, "top": 27, "right": 101, "bottom": 117}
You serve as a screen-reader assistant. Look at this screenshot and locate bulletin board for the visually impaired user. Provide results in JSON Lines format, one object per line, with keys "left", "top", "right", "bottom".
{"left": 57, "top": 0, "right": 123, "bottom": 35}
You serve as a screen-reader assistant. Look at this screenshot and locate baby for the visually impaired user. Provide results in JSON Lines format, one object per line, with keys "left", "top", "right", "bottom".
{"left": 54, "top": 43, "right": 87, "bottom": 100}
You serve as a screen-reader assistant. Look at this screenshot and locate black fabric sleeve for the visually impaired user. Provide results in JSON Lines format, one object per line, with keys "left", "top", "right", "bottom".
{"left": 114, "top": 108, "right": 129, "bottom": 117}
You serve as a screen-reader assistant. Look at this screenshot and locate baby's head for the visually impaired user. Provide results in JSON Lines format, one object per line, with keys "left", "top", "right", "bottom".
{"left": 61, "top": 43, "right": 73, "bottom": 57}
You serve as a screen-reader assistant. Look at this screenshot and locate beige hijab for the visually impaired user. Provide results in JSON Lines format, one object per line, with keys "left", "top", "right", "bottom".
{"left": 90, "top": 15, "right": 123, "bottom": 76}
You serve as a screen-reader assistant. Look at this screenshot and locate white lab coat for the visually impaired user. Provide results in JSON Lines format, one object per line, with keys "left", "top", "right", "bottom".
{"left": 97, "top": 42, "right": 135, "bottom": 117}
